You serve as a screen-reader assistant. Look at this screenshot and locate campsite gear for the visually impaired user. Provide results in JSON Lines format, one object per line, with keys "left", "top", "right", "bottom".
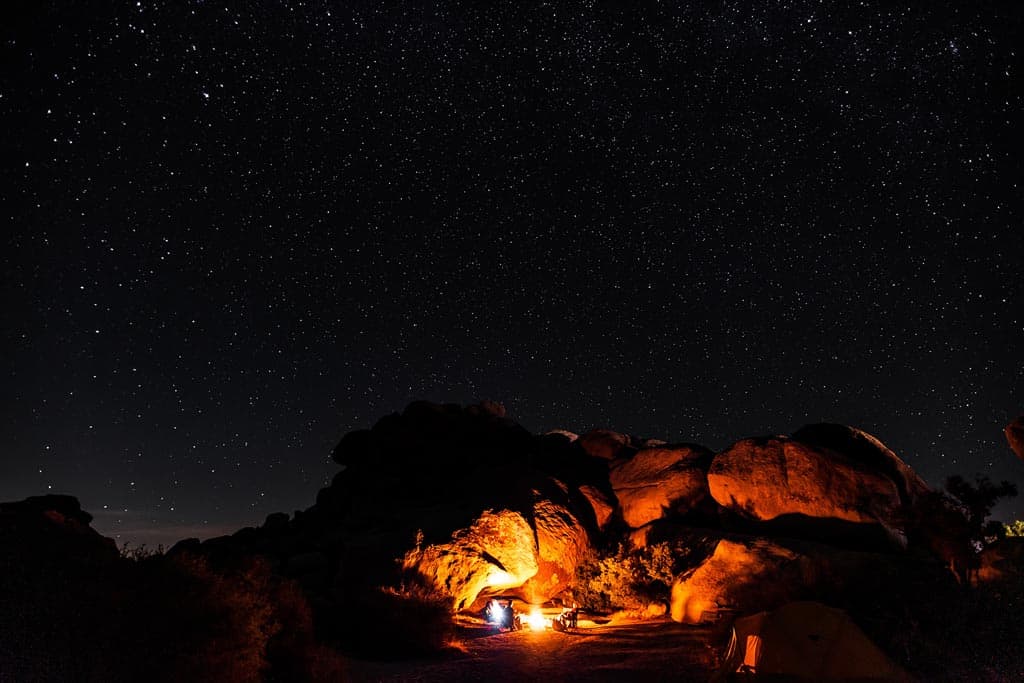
{"left": 551, "top": 613, "right": 568, "bottom": 632}
{"left": 717, "top": 601, "right": 914, "bottom": 682}
{"left": 551, "top": 608, "right": 577, "bottom": 632}
{"left": 485, "top": 599, "right": 520, "bottom": 632}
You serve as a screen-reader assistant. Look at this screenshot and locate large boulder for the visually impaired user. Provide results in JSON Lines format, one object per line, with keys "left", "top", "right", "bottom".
{"left": 0, "top": 495, "right": 123, "bottom": 679}
{"left": 0, "top": 495, "right": 119, "bottom": 565}
{"left": 1006, "top": 415, "right": 1024, "bottom": 462}
{"left": 708, "top": 426, "right": 924, "bottom": 547}
{"left": 610, "top": 444, "right": 713, "bottom": 528}
{"left": 791, "top": 424, "right": 930, "bottom": 506}
{"left": 522, "top": 492, "right": 591, "bottom": 603}
{"left": 403, "top": 479, "right": 594, "bottom": 609}
{"left": 402, "top": 509, "right": 539, "bottom": 610}
{"left": 668, "top": 536, "right": 895, "bottom": 625}
{"left": 302, "top": 402, "right": 603, "bottom": 611}
{"left": 670, "top": 538, "right": 807, "bottom": 624}
{"left": 331, "top": 400, "right": 534, "bottom": 470}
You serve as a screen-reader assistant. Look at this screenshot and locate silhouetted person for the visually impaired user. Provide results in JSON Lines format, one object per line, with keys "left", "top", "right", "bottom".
{"left": 565, "top": 606, "right": 581, "bottom": 634}
{"left": 504, "top": 600, "right": 517, "bottom": 631}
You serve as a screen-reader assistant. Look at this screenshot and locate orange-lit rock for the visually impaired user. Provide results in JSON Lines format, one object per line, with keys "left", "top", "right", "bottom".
{"left": 522, "top": 494, "right": 592, "bottom": 602}
{"left": 708, "top": 429, "right": 919, "bottom": 545}
{"left": 578, "top": 484, "right": 615, "bottom": 529}
{"left": 791, "top": 424, "right": 930, "bottom": 506}
{"left": 403, "top": 490, "right": 594, "bottom": 609}
{"left": 1006, "top": 415, "right": 1024, "bottom": 462}
{"left": 610, "top": 444, "right": 713, "bottom": 528}
{"left": 670, "top": 538, "right": 805, "bottom": 624}
{"left": 402, "top": 509, "right": 538, "bottom": 610}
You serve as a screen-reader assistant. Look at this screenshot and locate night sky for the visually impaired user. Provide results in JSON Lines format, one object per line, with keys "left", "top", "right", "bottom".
{"left": 3, "top": 2, "right": 1022, "bottom": 547}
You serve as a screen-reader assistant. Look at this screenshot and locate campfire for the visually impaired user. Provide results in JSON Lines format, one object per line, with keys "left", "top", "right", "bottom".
{"left": 525, "top": 608, "right": 548, "bottom": 631}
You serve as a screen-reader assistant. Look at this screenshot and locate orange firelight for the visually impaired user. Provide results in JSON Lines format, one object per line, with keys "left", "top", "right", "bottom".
{"left": 525, "top": 608, "right": 547, "bottom": 631}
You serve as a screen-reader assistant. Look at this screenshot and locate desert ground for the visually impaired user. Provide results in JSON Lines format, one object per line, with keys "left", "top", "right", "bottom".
{"left": 345, "top": 612, "right": 723, "bottom": 682}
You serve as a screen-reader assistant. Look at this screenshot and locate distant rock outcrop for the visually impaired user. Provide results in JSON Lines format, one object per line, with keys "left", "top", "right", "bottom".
{"left": 0, "top": 494, "right": 118, "bottom": 564}
{"left": 609, "top": 444, "right": 713, "bottom": 528}
{"left": 1, "top": 496, "right": 121, "bottom": 679}
{"left": 1006, "top": 415, "right": 1024, "bottom": 462}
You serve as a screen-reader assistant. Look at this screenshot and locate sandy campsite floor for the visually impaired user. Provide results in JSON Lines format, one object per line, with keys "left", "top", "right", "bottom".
{"left": 345, "top": 614, "right": 724, "bottom": 682}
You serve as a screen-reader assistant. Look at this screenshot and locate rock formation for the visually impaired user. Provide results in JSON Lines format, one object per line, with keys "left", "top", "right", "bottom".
{"left": 176, "top": 411, "right": 950, "bottom": 622}
{"left": 0, "top": 494, "right": 119, "bottom": 565}
{"left": 402, "top": 509, "right": 539, "bottom": 609}
{"left": 182, "top": 401, "right": 608, "bottom": 614}
{"left": 708, "top": 425, "right": 928, "bottom": 548}
{"left": 791, "top": 424, "right": 930, "bottom": 505}
{"left": 670, "top": 538, "right": 806, "bottom": 624}
{"left": 4, "top": 403, "right": 1018, "bottom": 678}
{"left": 609, "top": 444, "right": 713, "bottom": 528}
{"left": 1006, "top": 415, "right": 1024, "bottom": 462}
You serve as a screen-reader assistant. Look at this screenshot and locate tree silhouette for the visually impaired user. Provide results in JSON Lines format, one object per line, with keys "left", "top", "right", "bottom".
{"left": 943, "top": 475, "right": 1018, "bottom": 551}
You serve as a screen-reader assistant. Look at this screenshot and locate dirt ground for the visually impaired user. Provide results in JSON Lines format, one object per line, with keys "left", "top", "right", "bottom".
{"left": 344, "top": 614, "right": 725, "bottom": 682}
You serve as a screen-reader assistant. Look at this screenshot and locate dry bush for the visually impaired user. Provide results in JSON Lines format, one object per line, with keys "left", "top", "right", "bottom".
{"left": 116, "top": 553, "right": 278, "bottom": 682}
{"left": 576, "top": 542, "right": 678, "bottom": 613}
{"left": 264, "top": 577, "right": 347, "bottom": 681}
{"left": 334, "top": 582, "right": 455, "bottom": 659}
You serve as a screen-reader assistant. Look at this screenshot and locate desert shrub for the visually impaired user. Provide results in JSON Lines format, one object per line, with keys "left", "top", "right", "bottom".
{"left": 637, "top": 541, "right": 676, "bottom": 586}
{"left": 113, "top": 552, "right": 348, "bottom": 682}
{"left": 334, "top": 582, "right": 455, "bottom": 659}
{"left": 575, "top": 542, "right": 679, "bottom": 612}
{"left": 264, "top": 578, "right": 347, "bottom": 682}
{"left": 119, "top": 542, "right": 164, "bottom": 561}
{"left": 116, "top": 553, "right": 280, "bottom": 682}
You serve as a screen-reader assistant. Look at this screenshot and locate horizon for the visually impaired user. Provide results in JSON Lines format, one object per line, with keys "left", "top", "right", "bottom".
{"left": 22, "top": 402, "right": 1023, "bottom": 549}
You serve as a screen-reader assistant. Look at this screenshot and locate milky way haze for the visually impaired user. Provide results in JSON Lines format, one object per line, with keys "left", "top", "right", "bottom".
{"left": 3, "top": 2, "right": 1022, "bottom": 545}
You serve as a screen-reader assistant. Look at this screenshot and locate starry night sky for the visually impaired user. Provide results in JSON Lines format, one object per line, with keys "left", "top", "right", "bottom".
{"left": 3, "top": 2, "right": 1022, "bottom": 546}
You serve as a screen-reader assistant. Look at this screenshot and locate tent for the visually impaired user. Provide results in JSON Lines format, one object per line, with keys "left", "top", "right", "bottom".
{"left": 717, "top": 601, "right": 914, "bottom": 681}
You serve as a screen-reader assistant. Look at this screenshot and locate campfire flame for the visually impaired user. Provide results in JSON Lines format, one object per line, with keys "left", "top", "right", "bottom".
{"left": 525, "top": 608, "right": 547, "bottom": 631}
